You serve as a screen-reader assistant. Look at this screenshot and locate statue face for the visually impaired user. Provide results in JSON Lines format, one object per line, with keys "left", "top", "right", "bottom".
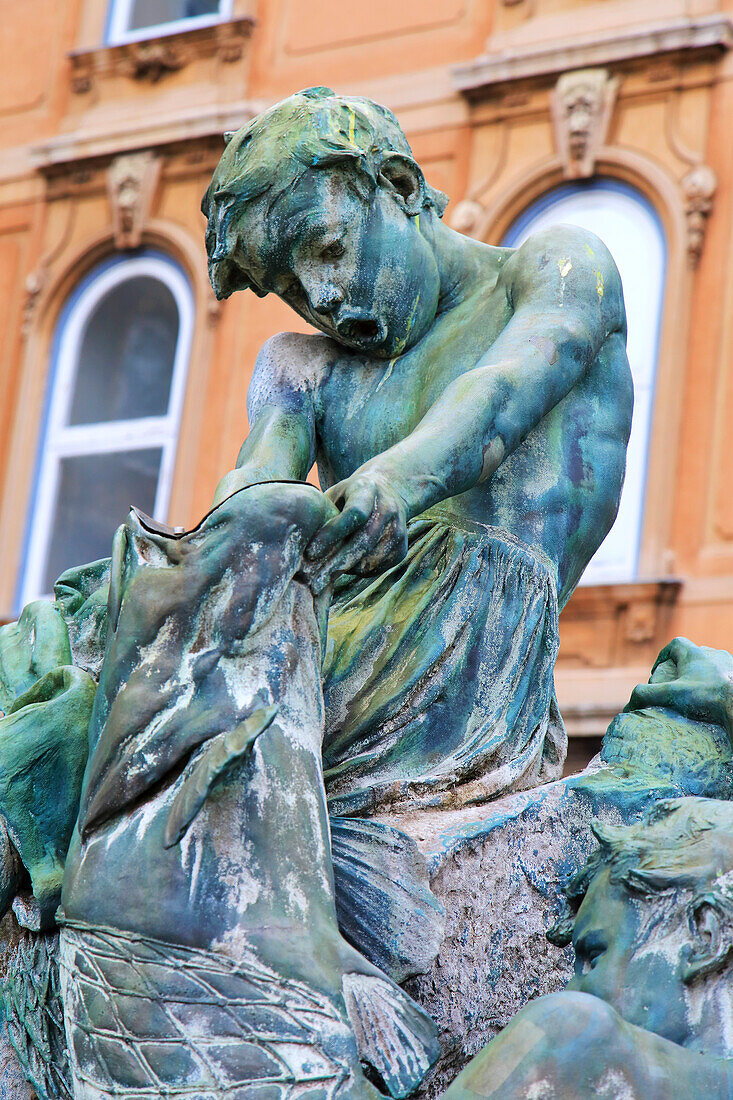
{"left": 235, "top": 169, "right": 441, "bottom": 359}
{"left": 566, "top": 869, "right": 690, "bottom": 1046}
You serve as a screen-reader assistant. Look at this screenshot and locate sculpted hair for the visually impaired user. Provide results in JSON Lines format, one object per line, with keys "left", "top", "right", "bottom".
{"left": 202, "top": 86, "right": 448, "bottom": 299}
{"left": 548, "top": 797, "right": 733, "bottom": 974}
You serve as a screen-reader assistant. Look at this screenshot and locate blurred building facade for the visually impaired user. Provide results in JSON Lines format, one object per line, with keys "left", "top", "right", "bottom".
{"left": 1, "top": 0, "right": 732, "bottom": 766}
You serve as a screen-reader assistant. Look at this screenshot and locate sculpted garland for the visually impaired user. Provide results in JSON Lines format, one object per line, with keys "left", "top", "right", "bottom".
{"left": 0, "top": 87, "right": 730, "bottom": 1099}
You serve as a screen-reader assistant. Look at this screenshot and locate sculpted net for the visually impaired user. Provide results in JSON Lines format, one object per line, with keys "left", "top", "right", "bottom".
{"left": 59, "top": 923, "right": 359, "bottom": 1098}
{"left": 4, "top": 929, "right": 72, "bottom": 1100}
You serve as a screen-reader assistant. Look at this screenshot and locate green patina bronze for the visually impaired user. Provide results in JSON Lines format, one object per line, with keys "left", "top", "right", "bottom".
{"left": 0, "top": 87, "right": 730, "bottom": 1100}
{"left": 0, "top": 602, "right": 94, "bottom": 932}
{"left": 203, "top": 85, "right": 632, "bottom": 815}
{"left": 444, "top": 794, "right": 733, "bottom": 1099}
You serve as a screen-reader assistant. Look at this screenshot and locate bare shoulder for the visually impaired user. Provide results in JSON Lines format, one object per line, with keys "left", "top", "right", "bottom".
{"left": 500, "top": 223, "right": 626, "bottom": 335}
{"left": 247, "top": 331, "right": 333, "bottom": 417}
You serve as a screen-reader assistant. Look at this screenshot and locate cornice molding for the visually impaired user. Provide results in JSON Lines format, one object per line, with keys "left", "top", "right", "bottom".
{"left": 69, "top": 15, "right": 255, "bottom": 94}
{"left": 453, "top": 14, "right": 733, "bottom": 97}
{"left": 31, "top": 99, "right": 265, "bottom": 176}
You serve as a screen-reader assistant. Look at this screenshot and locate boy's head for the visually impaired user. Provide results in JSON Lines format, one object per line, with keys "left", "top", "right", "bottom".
{"left": 550, "top": 798, "right": 733, "bottom": 1046}
{"left": 202, "top": 87, "right": 449, "bottom": 358}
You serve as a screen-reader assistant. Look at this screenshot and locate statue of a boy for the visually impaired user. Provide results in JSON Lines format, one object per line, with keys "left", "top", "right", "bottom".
{"left": 203, "top": 87, "right": 632, "bottom": 816}
{"left": 445, "top": 795, "right": 733, "bottom": 1098}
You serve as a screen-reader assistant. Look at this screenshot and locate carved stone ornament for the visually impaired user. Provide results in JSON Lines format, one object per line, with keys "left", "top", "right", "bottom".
{"left": 68, "top": 16, "right": 255, "bottom": 93}
{"left": 682, "top": 163, "right": 717, "bottom": 267}
{"left": 106, "top": 151, "right": 161, "bottom": 249}
{"left": 125, "top": 41, "right": 183, "bottom": 82}
{"left": 551, "top": 68, "right": 619, "bottom": 179}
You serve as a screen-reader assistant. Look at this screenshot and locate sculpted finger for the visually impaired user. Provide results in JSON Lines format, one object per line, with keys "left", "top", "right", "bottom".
{"left": 648, "top": 655, "right": 679, "bottom": 685}
{"left": 356, "top": 525, "right": 408, "bottom": 575}
{"left": 307, "top": 515, "right": 395, "bottom": 585}
{"left": 651, "top": 637, "right": 695, "bottom": 677}
{"left": 624, "top": 679, "right": 684, "bottom": 714}
{"left": 305, "top": 490, "right": 375, "bottom": 559}
{"left": 320, "top": 528, "right": 378, "bottom": 578}
{"left": 303, "top": 545, "right": 365, "bottom": 594}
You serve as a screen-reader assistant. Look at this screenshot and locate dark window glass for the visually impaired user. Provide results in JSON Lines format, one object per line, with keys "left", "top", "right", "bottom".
{"left": 68, "top": 277, "right": 179, "bottom": 425}
{"left": 127, "top": 0, "right": 220, "bottom": 32}
{"left": 42, "top": 448, "right": 162, "bottom": 592}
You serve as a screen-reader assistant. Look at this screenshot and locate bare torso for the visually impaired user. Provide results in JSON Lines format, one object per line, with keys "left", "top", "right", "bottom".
{"left": 303, "top": 243, "right": 631, "bottom": 603}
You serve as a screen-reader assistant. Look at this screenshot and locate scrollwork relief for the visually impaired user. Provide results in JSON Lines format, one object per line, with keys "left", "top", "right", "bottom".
{"left": 68, "top": 16, "right": 254, "bottom": 94}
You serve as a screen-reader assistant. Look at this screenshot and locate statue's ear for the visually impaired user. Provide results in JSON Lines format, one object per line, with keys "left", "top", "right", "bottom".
{"left": 683, "top": 898, "right": 732, "bottom": 982}
{"left": 378, "top": 153, "right": 425, "bottom": 216}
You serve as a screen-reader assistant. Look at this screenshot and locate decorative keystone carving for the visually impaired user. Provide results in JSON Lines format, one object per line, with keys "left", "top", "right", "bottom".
{"left": 682, "top": 164, "right": 717, "bottom": 268}
{"left": 107, "top": 151, "right": 161, "bottom": 250}
{"left": 69, "top": 53, "right": 93, "bottom": 94}
{"left": 22, "top": 270, "right": 46, "bottom": 339}
{"left": 558, "top": 580, "right": 681, "bottom": 670}
{"left": 551, "top": 68, "right": 619, "bottom": 179}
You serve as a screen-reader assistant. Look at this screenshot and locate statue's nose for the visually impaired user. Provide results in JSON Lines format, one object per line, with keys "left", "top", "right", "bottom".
{"left": 334, "top": 307, "right": 386, "bottom": 345}
{"left": 311, "top": 284, "right": 344, "bottom": 316}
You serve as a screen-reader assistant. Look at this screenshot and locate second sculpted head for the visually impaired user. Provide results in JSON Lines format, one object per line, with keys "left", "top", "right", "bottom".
{"left": 202, "top": 87, "right": 449, "bottom": 359}
{"left": 550, "top": 797, "right": 733, "bottom": 1052}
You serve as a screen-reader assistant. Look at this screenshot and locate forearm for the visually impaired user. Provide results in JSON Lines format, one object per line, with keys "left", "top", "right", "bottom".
{"left": 361, "top": 340, "right": 587, "bottom": 519}
{"left": 212, "top": 405, "right": 314, "bottom": 507}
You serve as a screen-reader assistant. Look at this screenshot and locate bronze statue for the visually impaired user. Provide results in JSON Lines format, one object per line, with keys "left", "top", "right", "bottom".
{"left": 202, "top": 86, "right": 632, "bottom": 816}
{"left": 4, "top": 89, "right": 728, "bottom": 1100}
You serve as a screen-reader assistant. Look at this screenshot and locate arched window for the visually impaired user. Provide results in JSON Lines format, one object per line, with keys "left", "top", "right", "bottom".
{"left": 106, "top": 0, "right": 233, "bottom": 44}
{"left": 19, "top": 252, "right": 193, "bottom": 604}
{"left": 503, "top": 180, "right": 666, "bottom": 585}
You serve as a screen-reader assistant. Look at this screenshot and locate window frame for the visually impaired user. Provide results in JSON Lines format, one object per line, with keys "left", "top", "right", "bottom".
{"left": 19, "top": 252, "right": 194, "bottom": 606}
{"left": 502, "top": 179, "right": 667, "bottom": 586}
{"left": 105, "top": 0, "right": 233, "bottom": 45}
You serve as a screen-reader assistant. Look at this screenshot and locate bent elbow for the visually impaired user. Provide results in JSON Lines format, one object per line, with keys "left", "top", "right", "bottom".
{"left": 557, "top": 315, "right": 595, "bottom": 365}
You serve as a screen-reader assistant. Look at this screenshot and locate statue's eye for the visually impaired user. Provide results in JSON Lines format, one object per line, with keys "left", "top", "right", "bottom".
{"left": 284, "top": 277, "right": 306, "bottom": 304}
{"left": 321, "top": 241, "right": 345, "bottom": 261}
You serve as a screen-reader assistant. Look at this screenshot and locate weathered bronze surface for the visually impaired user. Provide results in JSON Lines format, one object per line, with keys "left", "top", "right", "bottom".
{"left": 0, "top": 88, "right": 730, "bottom": 1100}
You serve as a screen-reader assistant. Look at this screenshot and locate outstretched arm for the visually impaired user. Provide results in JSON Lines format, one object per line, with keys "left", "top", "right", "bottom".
{"left": 307, "top": 226, "right": 625, "bottom": 576}
{"left": 212, "top": 333, "right": 317, "bottom": 507}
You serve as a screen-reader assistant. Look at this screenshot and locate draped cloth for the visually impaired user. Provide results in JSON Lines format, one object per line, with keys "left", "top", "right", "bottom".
{"left": 323, "top": 509, "right": 567, "bottom": 817}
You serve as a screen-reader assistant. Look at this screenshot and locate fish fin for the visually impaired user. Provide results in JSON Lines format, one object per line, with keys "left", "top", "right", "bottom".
{"left": 331, "top": 816, "right": 445, "bottom": 982}
{"left": 342, "top": 971, "right": 439, "bottom": 1098}
{"left": 164, "top": 704, "right": 278, "bottom": 848}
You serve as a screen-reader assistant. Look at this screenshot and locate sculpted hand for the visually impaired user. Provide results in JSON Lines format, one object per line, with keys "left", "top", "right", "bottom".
{"left": 625, "top": 636, "right": 733, "bottom": 738}
{"left": 302, "top": 465, "right": 409, "bottom": 592}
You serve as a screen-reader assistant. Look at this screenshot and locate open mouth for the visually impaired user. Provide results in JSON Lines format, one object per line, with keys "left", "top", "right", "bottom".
{"left": 336, "top": 316, "right": 387, "bottom": 349}
{"left": 350, "top": 319, "right": 380, "bottom": 342}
